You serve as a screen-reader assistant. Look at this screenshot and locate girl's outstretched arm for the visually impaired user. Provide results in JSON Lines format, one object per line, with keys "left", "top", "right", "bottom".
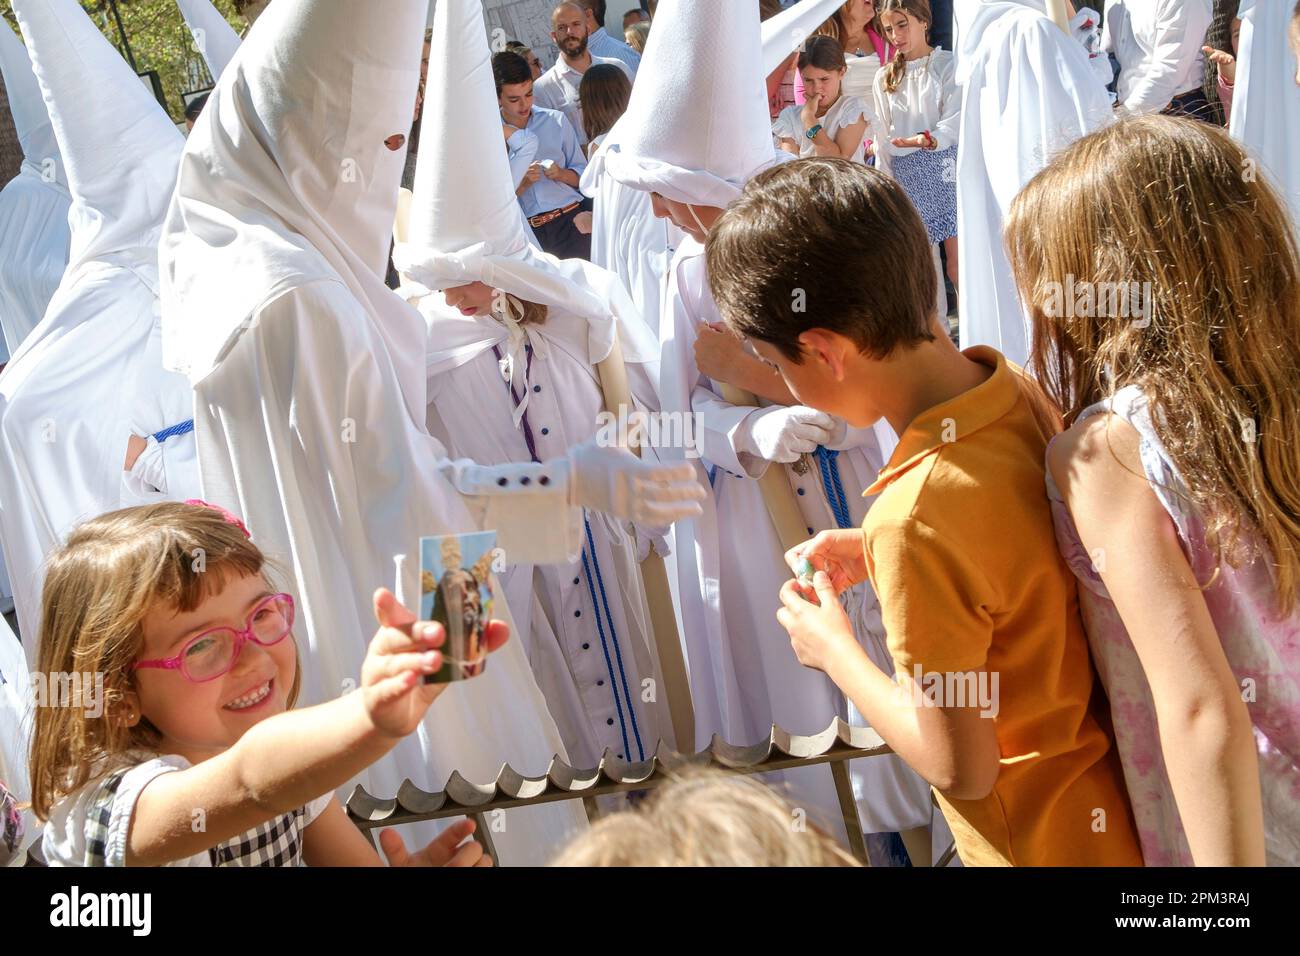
{"left": 1050, "top": 415, "right": 1266, "bottom": 866}
{"left": 126, "top": 591, "right": 504, "bottom": 866}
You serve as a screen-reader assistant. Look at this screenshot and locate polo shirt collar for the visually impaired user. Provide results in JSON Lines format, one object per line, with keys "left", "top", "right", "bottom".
{"left": 866, "top": 346, "right": 1018, "bottom": 495}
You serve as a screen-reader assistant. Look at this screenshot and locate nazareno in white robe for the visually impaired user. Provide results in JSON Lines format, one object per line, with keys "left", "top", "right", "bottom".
{"left": 580, "top": 133, "right": 674, "bottom": 344}
{"left": 954, "top": 0, "right": 1113, "bottom": 366}
{"left": 664, "top": 238, "right": 936, "bottom": 839}
{"left": 160, "top": 0, "right": 584, "bottom": 863}
{"left": 422, "top": 298, "right": 674, "bottom": 768}
{"left": 0, "top": 22, "right": 71, "bottom": 361}
{"left": 1229, "top": 0, "right": 1300, "bottom": 240}
{"left": 0, "top": 0, "right": 199, "bottom": 650}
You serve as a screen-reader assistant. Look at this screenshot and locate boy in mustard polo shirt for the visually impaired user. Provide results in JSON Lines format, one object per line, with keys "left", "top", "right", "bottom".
{"left": 704, "top": 158, "right": 1142, "bottom": 866}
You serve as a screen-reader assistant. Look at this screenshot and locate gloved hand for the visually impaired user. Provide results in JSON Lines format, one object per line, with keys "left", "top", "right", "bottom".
{"left": 567, "top": 438, "right": 706, "bottom": 525}
{"left": 736, "top": 405, "right": 835, "bottom": 464}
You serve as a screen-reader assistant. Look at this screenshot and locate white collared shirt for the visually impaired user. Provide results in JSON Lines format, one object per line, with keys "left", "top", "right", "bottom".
{"left": 532, "top": 53, "right": 632, "bottom": 146}
{"left": 1103, "top": 0, "right": 1214, "bottom": 114}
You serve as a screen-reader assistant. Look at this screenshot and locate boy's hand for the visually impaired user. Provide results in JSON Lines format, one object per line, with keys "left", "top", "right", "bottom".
{"left": 787, "top": 529, "right": 867, "bottom": 593}
{"left": 378, "top": 819, "right": 493, "bottom": 867}
{"left": 360, "top": 589, "right": 509, "bottom": 738}
{"left": 777, "top": 572, "right": 863, "bottom": 674}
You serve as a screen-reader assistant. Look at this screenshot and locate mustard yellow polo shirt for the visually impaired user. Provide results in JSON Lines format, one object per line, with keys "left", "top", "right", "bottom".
{"left": 862, "top": 347, "right": 1142, "bottom": 867}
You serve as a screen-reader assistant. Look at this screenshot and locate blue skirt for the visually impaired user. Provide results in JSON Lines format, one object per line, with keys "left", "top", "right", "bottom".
{"left": 891, "top": 145, "right": 958, "bottom": 244}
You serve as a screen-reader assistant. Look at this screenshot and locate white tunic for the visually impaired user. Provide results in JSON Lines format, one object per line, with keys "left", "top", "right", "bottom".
{"left": 663, "top": 238, "right": 934, "bottom": 835}
{"left": 955, "top": 0, "right": 1114, "bottom": 366}
{"left": 581, "top": 134, "right": 673, "bottom": 341}
{"left": 772, "top": 94, "right": 870, "bottom": 163}
{"left": 0, "top": 254, "right": 200, "bottom": 648}
{"left": 1, "top": 0, "right": 200, "bottom": 650}
{"left": 423, "top": 303, "right": 672, "bottom": 766}
{"left": 1102, "top": 0, "right": 1214, "bottom": 115}
{"left": 1229, "top": 0, "right": 1300, "bottom": 240}
{"left": 0, "top": 165, "right": 70, "bottom": 358}
{"left": 161, "top": 0, "right": 586, "bottom": 863}
{"left": 872, "top": 48, "right": 960, "bottom": 174}
{"left": 186, "top": 282, "right": 586, "bottom": 862}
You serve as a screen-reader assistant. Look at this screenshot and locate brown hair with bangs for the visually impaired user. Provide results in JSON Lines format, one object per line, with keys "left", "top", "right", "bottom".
{"left": 1005, "top": 115, "right": 1300, "bottom": 614}
{"left": 705, "top": 156, "right": 935, "bottom": 361}
{"left": 28, "top": 502, "right": 299, "bottom": 820}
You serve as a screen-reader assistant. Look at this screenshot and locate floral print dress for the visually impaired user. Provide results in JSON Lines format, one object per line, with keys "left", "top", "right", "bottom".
{"left": 1046, "top": 385, "right": 1300, "bottom": 865}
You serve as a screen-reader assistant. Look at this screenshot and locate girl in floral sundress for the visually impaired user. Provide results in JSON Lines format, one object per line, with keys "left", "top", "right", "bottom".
{"left": 1007, "top": 115, "right": 1300, "bottom": 866}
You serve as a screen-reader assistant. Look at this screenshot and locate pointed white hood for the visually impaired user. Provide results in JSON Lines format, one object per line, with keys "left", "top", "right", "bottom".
{"left": 13, "top": 0, "right": 183, "bottom": 273}
{"left": 761, "top": 0, "right": 845, "bottom": 77}
{"left": 394, "top": 0, "right": 657, "bottom": 371}
{"left": 953, "top": 0, "right": 1112, "bottom": 364}
{"left": 161, "top": 0, "right": 430, "bottom": 415}
{"left": 176, "top": 0, "right": 242, "bottom": 81}
{"left": 604, "top": 0, "right": 775, "bottom": 208}
{"left": 0, "top": 22, "right": 63, "bottom": 186}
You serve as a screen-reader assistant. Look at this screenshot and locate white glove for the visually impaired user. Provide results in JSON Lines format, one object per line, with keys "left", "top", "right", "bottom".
{"left": 737, "top": 405, "right": 835, "bottom": 464}
{"left": 567, "top": 438, "right": 706, "bottom": 525}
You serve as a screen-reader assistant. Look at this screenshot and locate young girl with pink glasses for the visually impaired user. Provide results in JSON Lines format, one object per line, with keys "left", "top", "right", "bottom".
{"left": 30, "top": 501, "right": 502, "bottom": 867}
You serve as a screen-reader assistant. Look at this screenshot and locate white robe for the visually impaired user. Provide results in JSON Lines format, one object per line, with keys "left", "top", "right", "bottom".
{"left": 423, "top": 302, "right": 673, "bottom": 767}
{"left": 187, "top": 280, "right": 587, "bottom": 862}
{"left": 0, "top": 165, "right": 70, "bottom": 358}
{"left": 954, "top": 0, "right": 1113, "bottom": 366}
{"left": 664, "top": 238, "right": 934, "bottom": 836}
{"left": 581, "top": 136, "right": 673, "bottom": 343}
{"left": 0, "top": 254, "right": 200, "bottom": 650}
{"left": 1, "top": 0, "right": 203, "bottom": 652}
{"left": 1229, "top": 0, "right": 1300, "bottom": 240}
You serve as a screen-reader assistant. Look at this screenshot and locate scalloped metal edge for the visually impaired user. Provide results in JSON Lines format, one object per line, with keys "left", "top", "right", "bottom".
{"left": 346, "top": 718, "right": 891, "bottom": 827}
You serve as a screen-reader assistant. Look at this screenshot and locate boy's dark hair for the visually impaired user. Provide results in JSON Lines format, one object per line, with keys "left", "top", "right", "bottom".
{"left": 492, "top": 51, "right": 533, "bottom": 95}
{"left": 705, "top": 157, "right": 936, "bottom": 361}
{"left": 184, "top": 91, "right": 211, "bottom": 124}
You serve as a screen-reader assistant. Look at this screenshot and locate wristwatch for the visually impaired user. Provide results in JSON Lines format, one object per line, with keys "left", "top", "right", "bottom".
{"left": 805, "top": 123, "right": 824, "bottom": 140}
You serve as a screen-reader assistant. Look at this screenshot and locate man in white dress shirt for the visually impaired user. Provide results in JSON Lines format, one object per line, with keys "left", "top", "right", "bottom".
{"left": 534, "top": 1, "right": 632, "bottom": 147}
{"left": 575, "top": 0, "right": 641, "bottom": 76}
{"left": 1103, "top": 0, "right": 1214, "bottom": 118}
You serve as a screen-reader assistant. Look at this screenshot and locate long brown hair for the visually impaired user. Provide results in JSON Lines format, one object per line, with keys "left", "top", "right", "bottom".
{"left": 877, "top": 0, "right": 930, "bottom": 94}
{"left": 1006, "top": 115, "right": 1300, "bottom": 614}
{"left": 578, "top": 62, "right": 632, "bottom": 145}
{"left": 28, "top": 502, "right": 300, "bottom": 820}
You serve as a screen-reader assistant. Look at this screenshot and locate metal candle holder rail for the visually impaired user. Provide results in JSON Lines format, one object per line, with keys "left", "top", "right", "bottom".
{"left": 346, "top": 718, "right": 919, "bottom": 865}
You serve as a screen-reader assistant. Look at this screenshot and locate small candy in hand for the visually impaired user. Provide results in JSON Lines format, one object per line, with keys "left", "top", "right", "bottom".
{"left": 796, "top": 556, "right": 815, "bottom": 586}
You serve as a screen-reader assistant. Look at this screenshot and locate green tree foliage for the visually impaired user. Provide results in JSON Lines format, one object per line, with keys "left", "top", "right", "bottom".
{"left": 1, "top": 0, "right": 244, "bottom": 123}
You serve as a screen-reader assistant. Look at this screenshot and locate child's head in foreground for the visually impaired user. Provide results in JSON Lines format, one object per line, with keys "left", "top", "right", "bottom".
{"left": 550, "top": 769, "right": 858, "bottom": 866}
{"left": 29, "top": 502, "right": 301, "bottom": 820}
{"left": 704, "top": 157, "right": 938, "bottom": 428}
{"left": 1005, "top": 114, "right": 1300, "bottom": 615}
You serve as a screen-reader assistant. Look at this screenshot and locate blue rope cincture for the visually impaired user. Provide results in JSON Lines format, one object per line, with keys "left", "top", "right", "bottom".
{"left": 580, "top": 517, "right": 634, "bottom": 761}
{"left": 583, "top": 515, "right": 645, "bottom": 761}
{"left": 813, "top": 447, "right": 853, "bottom": 530}
{"left": 152, "top": 419, "right": 195, "bottom": 444}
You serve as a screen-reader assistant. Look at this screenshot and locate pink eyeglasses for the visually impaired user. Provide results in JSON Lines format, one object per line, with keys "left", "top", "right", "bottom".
{"left": 133, "top": 593, "right": 295, "bottom": 683}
